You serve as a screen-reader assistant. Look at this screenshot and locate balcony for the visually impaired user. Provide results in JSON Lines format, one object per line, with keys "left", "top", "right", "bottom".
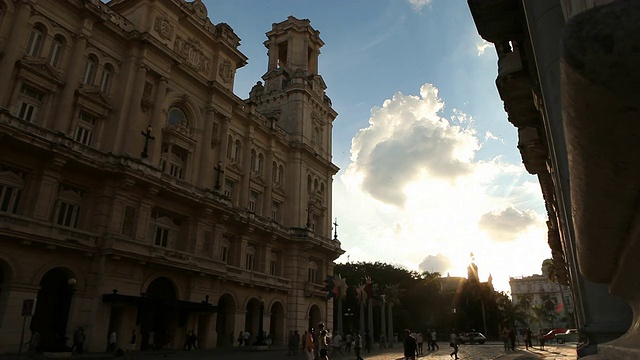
{"left": 0, "top": 213, "right": 98, "bottom": 248}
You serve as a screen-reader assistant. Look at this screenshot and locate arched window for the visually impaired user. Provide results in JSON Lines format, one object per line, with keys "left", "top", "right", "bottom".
{"left": 83, "top": 55, "right": 98, "bottom": 85}
{"left": 312, "top": 127, "right": 320, "bottom": 145}
{"left": 320, "top": 182, "right": 325, "bottom": 195}
{"left": 100, "top": 64, "right": 113, "bottom": 93}
{"left": 167, "top": 107, "right": 187, "bottom": 126}
{"left": 227, "top": 135, "right": 233, "bottom": 159}
{"left": 314, "top": 179, "right": 319, "bottom": 192}
{"left": 307, "top": 175, "right": 312, "bottom": 194}
{"left": 250, "top": 149, "right": 256, "bottom": 172}
{"left": 48, "top": 35, "right": 65, "bottom": 68}
{"left": 278, "top": 165, "right": 284, "bottom": 184}
{"left": 271, "top": 161, "right": 278, "bottom": 182}
{"left": 234, "top": 140, "right": 241, "bottom": 162}
{"left": 26, "top": 24, "right": 45, "bottom": 57}
{"left": 226, "top": 135, "right": 233, "bottom": 159}
{"left": 257, "top": 153, "right": 264, "bottom": 174}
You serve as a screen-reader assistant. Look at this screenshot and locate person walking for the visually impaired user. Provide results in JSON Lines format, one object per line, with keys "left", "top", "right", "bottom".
{"left": 107, "top": 331, "right": 117, "bottom": 353}
{"left": 304, "top": 327, "right": 315, "bottom": 360}
{"left": 344, "top": 332, "right": 352, "bottom": 353}
{"left": 318, "top": 329, "right": 329, "bottom": 360}
{"left": 354, "top": 331, "right": 363, "bottom": 360}
{"left": 430, "top": 329, "right": 439, "bottom": 351}
{"left": 416, "top": 332, "right": 423, "bottom": 355}
{"left": 72, "top": 327, "right": 85, "bottom": 354}
{"left": 403, "top": 329, "right": 417, "bottom": 360}
{"left": 331, "top": 332, "right": 343, "bottom": 357}
{"left": 449, "top": 330, "right": 459, "bottom": 360}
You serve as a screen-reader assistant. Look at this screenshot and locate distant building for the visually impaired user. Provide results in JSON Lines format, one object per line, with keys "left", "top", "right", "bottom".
{"left": 510, "top": 274, "right": 574, "bottom": 328}
{"left": 0, "top": 0, "right": 342, "bottom": 353}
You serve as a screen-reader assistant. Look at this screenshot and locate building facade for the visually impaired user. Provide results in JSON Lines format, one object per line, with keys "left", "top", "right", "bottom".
{"left": 0, "top": 0, "right": 342, "bottom": 353}
{"left": 467, "top": 0, "right": 637, "bottom": 357}
{"left": 510, "top": 275, "right": 574, "bottom": 329}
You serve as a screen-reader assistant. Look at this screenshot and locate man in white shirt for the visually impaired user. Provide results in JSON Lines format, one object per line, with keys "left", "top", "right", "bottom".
{"left": 331, "top": 332, "right": 343, "bottom": 357}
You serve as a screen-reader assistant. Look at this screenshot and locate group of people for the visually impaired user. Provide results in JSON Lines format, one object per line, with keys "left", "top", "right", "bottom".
{"left": 287, "top": 323, "right": 367, "bottom": 360}
{"left": 501, "top": 327, "right": 546, "bottom": 351}
{"left": 403, "top": 329, "right": 453, "bottom": 360}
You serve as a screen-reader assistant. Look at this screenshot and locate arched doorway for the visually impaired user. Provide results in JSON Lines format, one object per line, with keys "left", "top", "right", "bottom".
{"left": 269, "top": 301, "right": 285, "bottom": 346}
{"left": 308, "top": 304, "right": 322, "bottom": 333}
{"left": 215, "top": 294, "right": 236, "bottom": 347}
{"left": 244, "top": 298, "right": 261, "bottom": 345}
{"left": 139, "top": 277, "right": 178, "bottom": 349}
{"left": 30, "top": 267, "right": 75, "bottom": 351}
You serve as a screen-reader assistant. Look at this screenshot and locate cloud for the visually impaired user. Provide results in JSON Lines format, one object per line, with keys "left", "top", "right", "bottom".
{"left": 344, "top": 84, "right": 479, "bottom": 207}
{"left": 418, "top": 254, "right": 453, "bottom": 274}
{"left": 408, "top": 0, "right": 432, "bottom": 11}
{"left": 476, "top": 40, "right": 493, "bottom": 56}
{"left": 478, "top": 206, "right": 540, "bottom": 242}
{"left": 336, "top": 82, "right": 549, "bottom": 293}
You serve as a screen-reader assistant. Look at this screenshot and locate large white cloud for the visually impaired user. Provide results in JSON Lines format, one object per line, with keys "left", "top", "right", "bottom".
{"left": 335, "top": 83, "right": 549, "bottom": 293}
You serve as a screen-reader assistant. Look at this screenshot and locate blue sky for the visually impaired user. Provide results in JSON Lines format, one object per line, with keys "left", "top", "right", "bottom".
{"left": 205, "top": 0, "right": 551, "bottom": 293}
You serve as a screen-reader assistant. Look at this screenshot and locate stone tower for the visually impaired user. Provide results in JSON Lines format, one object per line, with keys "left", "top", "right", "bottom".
{"left": 251, "top": 16, "right": 338, "bottom": 236}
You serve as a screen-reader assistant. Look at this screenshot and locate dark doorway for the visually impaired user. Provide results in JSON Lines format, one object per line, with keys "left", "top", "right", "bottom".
{"left": 308, "top": 305, "right": 322, "bottom": 333}
{"left": 215, "top": 294, "right": 236, "bottom": 347}
{"left": 269, "top": 301, "right": 285, "bottom": 346}
{"left": 139, "top": 277, "right": 178, "bottom": 349}
{"left": 244, "top": 298, "right": 261, "bottom": 345}
{"left": 30, "top": 267, "right": 75, "bottom": 351}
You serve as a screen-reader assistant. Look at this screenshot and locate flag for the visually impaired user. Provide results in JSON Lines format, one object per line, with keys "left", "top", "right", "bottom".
{"left": 556, "top": 302, "right": 564, "bottom": 312}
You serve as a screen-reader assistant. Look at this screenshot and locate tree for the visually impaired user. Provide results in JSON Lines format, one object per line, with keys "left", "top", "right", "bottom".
{"left": 542, "top": 258, "right": 574, "bottom": 327}
{"left": 496, "top": 292, "right": 527, "bottom": 329}
{"left": 530, "top": 304, "right": 556, "bottom": 330}
{"left": 515, "top": 294, "right": 533, "bottom": 326}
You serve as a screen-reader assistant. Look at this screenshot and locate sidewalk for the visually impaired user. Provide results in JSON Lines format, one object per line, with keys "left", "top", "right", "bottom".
{"left": 495, "top": 344, "right": 577, "bottom": 359}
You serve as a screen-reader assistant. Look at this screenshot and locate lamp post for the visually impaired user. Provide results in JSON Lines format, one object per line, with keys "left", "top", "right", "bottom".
{"left": 452, "top": 307, "right": 457, "bottom": 333}
{"left": 140, "top": 125, "right": 155, "bottom": 159}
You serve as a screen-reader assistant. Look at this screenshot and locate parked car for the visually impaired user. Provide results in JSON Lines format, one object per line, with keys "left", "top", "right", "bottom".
{"left": 555, "top": 329, "right": 579, "bottom": 344}
{"left": 542, "top": 328, "right": 569, "bottom": 341}
{"left": 457, "top": 332, "right": 486, "bottom": 344}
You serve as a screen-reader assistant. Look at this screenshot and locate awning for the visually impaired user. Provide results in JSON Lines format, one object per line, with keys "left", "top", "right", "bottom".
{"left": 102, "top": 293, "right": 217, "bottom": 313}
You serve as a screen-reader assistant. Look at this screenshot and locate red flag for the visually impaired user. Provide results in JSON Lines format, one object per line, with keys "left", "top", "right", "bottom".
{"left": 556, "top": 302, "right": 564, "bottom": 312}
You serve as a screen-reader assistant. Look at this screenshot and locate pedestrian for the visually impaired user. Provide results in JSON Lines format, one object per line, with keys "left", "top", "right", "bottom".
{"left": 129, "top": 329, "right": 137, "bottom": 351}
{"left": 344, "top": 332, "right": 352, "bottom": 353}
{"left": 293, "top": 330, "right": 300, "bottom": 355}
{"left": 108, "top": 331, "right": 117, "bottom": 353}
{"left": 304, "top": 327, "right": 315, "bottom": 360}
{"left": 331, "top": 332, "right": 343, "bottom": 357}
{"left": 354, "top": 331, "right": 363, "bottom": 360}
{"left": 287, "top": 330, "right": 295, "bottom": 355}
{"left": 538, "top": 329, "right": 545, "bottom": 350}
{"left": 416, "top": 332, "right": 423, "bottom": 355}
{"left": 508, "top": 327, "right": 516, "bottom": 351}
{"left": 315, "top": 323, "right": 325, "bottom": 360}
{"left": 318, "top": 329, "right": 329, "bottom": 360}
{"left": 238, "top": 331, "right": 244, "bottom": 347}
{"left": 430, "top": 329, "right": 439, "bottom": 351}
{"left": 72, "top": 327, "right": 85, "bottom": 354}
{"left": 501, "top": 327, "right": 509, "bottom": 351}
{"left": 243, "top": 330, "right": 251, "bottom": 346}
{"left": 364, "top": 331, "right": 370, "bottom": 353}
{"left": 449, "top": 330, "right": 459, "bottom": 360}
{"left": 403, "top": 329, "right": 417, "bottom": 360}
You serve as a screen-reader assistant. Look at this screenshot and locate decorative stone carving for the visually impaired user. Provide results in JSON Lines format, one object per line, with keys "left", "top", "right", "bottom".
{"left": 218, "top": 58, "right": 234, "bottom": 83}
{"left": 185, "top": 0, "right": 208, "bottom": 20}
{"left": 174, "top": 35, "right": 211, "bottom": 73}
{"left": 154, "top": 17, "right": 174, "bottom": 40}
{"left": 140, "top": 81, "right": 153, "bottom": 112}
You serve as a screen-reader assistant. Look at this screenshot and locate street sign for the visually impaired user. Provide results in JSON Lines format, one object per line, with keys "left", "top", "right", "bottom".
{"left": 21, "top": 298, "right": 36, "bottom": 317}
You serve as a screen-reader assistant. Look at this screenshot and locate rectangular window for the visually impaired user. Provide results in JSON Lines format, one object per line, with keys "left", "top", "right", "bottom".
{"left": 271, "top": 202, "right": 280, "bottom": 222}
{"left": 270, "top": 259, "right": 278, "bottom": 276}
{"left": 74, "top": 112, "right": 96, "bottom": 146}
{"left": 221, "top": 246, "right": 229, "bottom": 263}
{"left": 55, "top": 202, "right": 80, "bottom": 227}
{"left": 169, "top": 164, "right": 183, "bottom": 178}
{"left": 0, "top": 184, "right": 22, "bottom": 214}
{"left": 245, "top": 253, "right": 254, "bottom": 271}
{"left": 308, "top": 268, "right": 317, "bottom": 283}
{"left": 248, "top": 191, "right": 258, "bottom": 212}
{"left": 224, "top": 179, "right": 234, "bottom": 198}
{"left": 154, "top": 227, "right": 169, "bottom": 247}
{"left": 16, "top": 85, "right": 43, "bottom": 122}
{"left": 100, "top": 69, "right": 112, "bottom": 93}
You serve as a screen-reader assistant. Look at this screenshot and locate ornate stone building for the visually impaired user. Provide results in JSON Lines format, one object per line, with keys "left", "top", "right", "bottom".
{"left": 510, "top": 274, "right": 574, "bottom": 328}
{"left": 468, "top": 0, "right": 637, "bottom": 357}
{"left": 0, "top": 0, "right": 342, "bottom": 353}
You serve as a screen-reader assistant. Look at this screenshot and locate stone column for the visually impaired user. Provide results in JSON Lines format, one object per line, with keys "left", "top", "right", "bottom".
{"left": 217, "top": 116, "right": 231, "bottom": 189}
{"left": 150, "top": 77, "right": 168, "bottom": 165}
{"left": 26, "top": 157, "right": 65, "bottom": 221}
{"left": 198, "top": 105, "right": 216, "bottom": 187}
{"left": 0, "top": 0, "right": 34, "bottom": 106}
{"left": 239, "top": 130, "right": 253, "bottom": 208}
{"left": 54, "top": 33, "right": 89, "bottom": 133}
{"left": 0, "top": 284, "right": 40, "bottom": 353}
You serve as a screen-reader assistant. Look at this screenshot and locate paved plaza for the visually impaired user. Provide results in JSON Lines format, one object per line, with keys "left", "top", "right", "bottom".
{"left": 0, "top": 342, "right": 577, "bottom": 360}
